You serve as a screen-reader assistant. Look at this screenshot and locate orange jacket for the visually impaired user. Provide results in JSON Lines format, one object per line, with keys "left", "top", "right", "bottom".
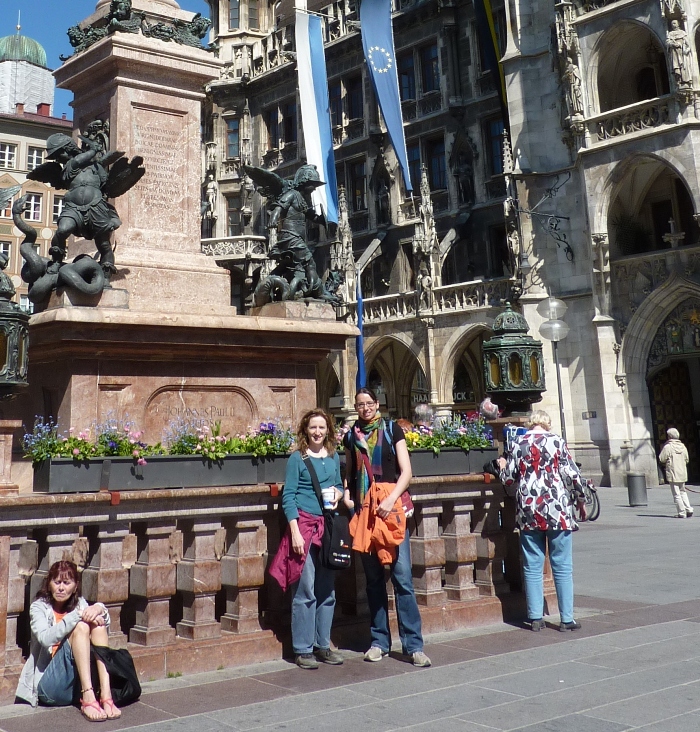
{"left": 349, "top": 481, "right": 405, "bottom": 565}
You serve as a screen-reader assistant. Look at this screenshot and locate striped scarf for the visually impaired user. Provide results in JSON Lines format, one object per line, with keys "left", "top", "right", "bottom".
{"left": 351, "top": 415, "right": 385, "bottom": 502}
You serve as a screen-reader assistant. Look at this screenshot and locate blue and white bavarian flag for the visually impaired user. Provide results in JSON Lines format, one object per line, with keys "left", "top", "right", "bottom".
{"left": 295, "top": 10, "right": 339, "bottom": 224}
{"left": 355, "top": 270, "right": 366, "bottom": 390}
{"left": 360, "top": 0, "right": 412, "bottom": 192}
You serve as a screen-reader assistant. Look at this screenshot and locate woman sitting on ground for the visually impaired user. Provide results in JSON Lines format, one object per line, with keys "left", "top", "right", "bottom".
{"left": 15, "top": 560, "right": 121, "bottom": 721}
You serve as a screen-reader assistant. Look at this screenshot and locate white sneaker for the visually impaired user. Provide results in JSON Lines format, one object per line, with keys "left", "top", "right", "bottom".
{"left": 412, "top": 651, "right": 431, "bottom": 667}
{"left": 364, "top": 646, "right": 388, "bottom": 662}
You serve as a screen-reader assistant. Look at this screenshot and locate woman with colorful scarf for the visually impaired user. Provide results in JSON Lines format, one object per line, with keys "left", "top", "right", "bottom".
{"left": 343, "top": 388, "right": 431, "bottom": 668}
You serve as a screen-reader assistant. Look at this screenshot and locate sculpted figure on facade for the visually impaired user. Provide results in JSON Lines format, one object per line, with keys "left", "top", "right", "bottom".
{"left": 666, "top": 20, "right": 693, "bottom": 89}
{"left": 243, "top": 164, "right": 342, "bottom": 304}
{"left": 562, "top": 60, "right": 584, "bottom": 118}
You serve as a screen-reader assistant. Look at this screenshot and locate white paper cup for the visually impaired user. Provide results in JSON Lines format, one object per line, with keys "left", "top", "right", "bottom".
{"left": 321, "top": 487, "right": 336, "bottom": 509}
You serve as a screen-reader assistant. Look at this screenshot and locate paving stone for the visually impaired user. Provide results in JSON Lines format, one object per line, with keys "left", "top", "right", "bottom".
{"left": 505, "top": 714, "right": 631, "bottom": 731}
{"left": 584, "top": 680, "right": 700, "bottom": 727}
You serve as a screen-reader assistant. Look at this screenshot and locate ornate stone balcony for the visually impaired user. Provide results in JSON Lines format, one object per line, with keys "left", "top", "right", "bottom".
{"left": 0, "top": 475, "right": 524, "bottom": 702}
{"left": 586, "top": 95, "right": 673, "bottom": 142}
{"left": 201, "top": 235, "right": 267, "bottom": 263}
{"left": 611, "top": 242, "right": 700, "bottom": 323}
{"left": 348, "top": 277, "right": 512, "bottom": 324}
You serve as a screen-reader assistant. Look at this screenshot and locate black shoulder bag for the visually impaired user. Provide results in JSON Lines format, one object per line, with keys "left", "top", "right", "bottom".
{"left": 303, "top": 456, "right": 352, "bottom": 570}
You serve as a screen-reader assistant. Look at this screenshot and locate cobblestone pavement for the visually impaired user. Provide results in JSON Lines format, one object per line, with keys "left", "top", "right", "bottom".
{"left": 2, "top": 486, "right": 700, "bottom": 732}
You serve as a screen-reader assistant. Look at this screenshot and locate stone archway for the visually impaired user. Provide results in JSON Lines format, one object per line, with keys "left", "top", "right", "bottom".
{"left": 365, "top": 336, "right": 426, "bottom": 420}
{"left": 592, "top": 21, "right": 668, "bottom": 115}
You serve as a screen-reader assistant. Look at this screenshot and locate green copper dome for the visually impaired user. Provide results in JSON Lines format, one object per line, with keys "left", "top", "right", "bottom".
{"left": 0, "top": 34, "right": 48, "bottom": 68}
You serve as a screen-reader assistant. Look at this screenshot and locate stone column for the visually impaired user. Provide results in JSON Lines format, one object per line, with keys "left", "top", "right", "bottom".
{"left": 82, "top": 523, "right": 132, "bottom": 648}
{"left": 129, "top": 521, "right": 177, "bottom": 646}
{"left": 410, "top": 505, "right": 446, "bottom": 606}
{"left": 442, "top": 502, "right": 479, "bottom": 600}
{"left": 6, "top": 533, "right": 36, "bottom": 666}
{"left": 0, "top": 420, "right": 21, "bottom": 495}
{"left": 472, "top": 498, "right": 510, "bottom": 596}
{"left": 176, "top": 519, "right": 222, "bottom": 640}
{"left": 221, "top": 518, "right": 265, "bottom": 634}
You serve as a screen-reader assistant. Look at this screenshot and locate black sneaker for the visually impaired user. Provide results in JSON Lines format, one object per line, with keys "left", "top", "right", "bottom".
{"left": 314, "top": 647, "right": 344, "bottom": 665}
{"left": 559, "top": 620, "right": 582, "bottom": 632}
{"left": 530, "top": 619, "right": 544, "bottom": 632}
{"left": 295, "top": 653, "right": 319, "bottom": 669}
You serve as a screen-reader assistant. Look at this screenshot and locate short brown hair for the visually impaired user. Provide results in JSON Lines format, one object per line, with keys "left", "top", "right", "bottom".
{"left": 296, "top": 409, "right": 337, "bottom": 455}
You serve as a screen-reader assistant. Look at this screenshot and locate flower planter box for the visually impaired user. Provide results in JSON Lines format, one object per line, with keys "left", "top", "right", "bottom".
{"left": 468, "top": 447, "right": 500, "bottom": 474}
{"left": 409, "top": 448, "right": 471, "bottom": 477}
{"left": 33, "top": 454, "right": 260, "bottom": 493}
{"left": 257, "top": 454, "right": 290, "bottom": 484}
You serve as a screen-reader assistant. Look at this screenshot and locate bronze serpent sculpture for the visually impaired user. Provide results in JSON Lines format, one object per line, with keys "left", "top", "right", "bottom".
{"left": 13, "top": 195, "right": 105, "bottom": 304}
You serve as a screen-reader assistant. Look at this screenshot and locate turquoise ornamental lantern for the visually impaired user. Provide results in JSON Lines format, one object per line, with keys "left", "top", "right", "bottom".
{"left": 482, "top": 303, "right": 545, "bottom": 415}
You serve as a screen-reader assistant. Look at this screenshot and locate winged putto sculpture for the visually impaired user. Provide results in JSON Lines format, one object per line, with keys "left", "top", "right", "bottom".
{"left": 242, "top": 163, "right": 342, "bottom": 305}
{"left": 24, "top": 122, "right": 145, "bottom": 303}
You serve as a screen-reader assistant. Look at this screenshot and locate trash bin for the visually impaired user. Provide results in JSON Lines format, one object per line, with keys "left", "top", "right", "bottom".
{"left": 627, "top": 472, "right": 648, "bottom": 506}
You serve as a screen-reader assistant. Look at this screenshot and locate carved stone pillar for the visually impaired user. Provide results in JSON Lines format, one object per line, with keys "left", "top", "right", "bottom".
{"left": 129, "top": 521, "right": 177, "bottom": 646}
{"left": 0, "top": 420, "right": 21, "bottom": 495}
{"left": 442, "top": 502, "right": 480, "bottom": 600}
{"left": 6, "top": 532, "right": 33, "bottom": 666}
{"left": 221, "top": 518, "right": 265, "bottom": 634}
{"left": 472, "top": 499, "right": 510, "bottom": 596}
{"left": 176, "top": 519, "right": 222, "bottom": 640}
{"left": 410, "top": 505, "right": 446, "bottom": 606}
{"left": 82, "top": 523, "right": 132, "bottom": 648}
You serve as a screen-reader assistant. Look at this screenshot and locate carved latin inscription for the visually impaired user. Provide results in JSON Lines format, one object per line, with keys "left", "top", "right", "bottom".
{"left": 132, "top": 106, "right": 186, "bottom": 235}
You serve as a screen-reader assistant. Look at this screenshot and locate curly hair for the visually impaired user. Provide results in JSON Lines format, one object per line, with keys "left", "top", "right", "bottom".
{"left": 296, "top": 409, "right": 337, "bottom": 455}
{"left": 526, "top": 410, "right": 552, "bottom": 430}
{"left": 35, "top": 560, "right": 81, "bottom": 612}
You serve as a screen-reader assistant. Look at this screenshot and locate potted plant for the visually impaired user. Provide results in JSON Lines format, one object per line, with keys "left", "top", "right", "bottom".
{"left": 403, "top": 414, "right": 497, "bottom": 477}
{"left": 24, "top": 417, "right": 294, "bottom": 493}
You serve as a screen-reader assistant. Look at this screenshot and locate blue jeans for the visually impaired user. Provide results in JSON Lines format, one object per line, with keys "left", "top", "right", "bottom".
{"left": 37, "top": 640, "right": 76, "bottom": 706}
{"left": 291, "top": 543, "right": 337, "bottom": 655}
{"left": 520, "top": 529, "right": 574, "bottom": 623}
{"left": 361, "top": 529, "right": 424, "bottom": 654}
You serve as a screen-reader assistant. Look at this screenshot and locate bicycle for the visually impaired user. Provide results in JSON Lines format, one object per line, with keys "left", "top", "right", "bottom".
{"left": 575, "top": 478, "right": 600, "bottom": 522}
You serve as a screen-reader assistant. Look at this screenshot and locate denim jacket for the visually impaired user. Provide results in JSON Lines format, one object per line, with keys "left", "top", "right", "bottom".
{"left": 16, "top": 597, "right": 109, "bottom": 706}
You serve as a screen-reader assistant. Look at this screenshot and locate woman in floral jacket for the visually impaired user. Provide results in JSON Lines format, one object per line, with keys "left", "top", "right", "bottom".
{"left": 498, "top": 410, "right": 586, "bottom": 632}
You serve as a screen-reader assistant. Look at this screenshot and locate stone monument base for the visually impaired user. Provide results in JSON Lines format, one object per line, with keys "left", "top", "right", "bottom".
{"left": 9, "top": 303, "right": 355, "bottom": 492}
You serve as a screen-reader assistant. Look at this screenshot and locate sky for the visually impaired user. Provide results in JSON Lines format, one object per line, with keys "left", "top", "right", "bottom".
{"left": 2, "top": 0, "right": 210, "bottom": 119}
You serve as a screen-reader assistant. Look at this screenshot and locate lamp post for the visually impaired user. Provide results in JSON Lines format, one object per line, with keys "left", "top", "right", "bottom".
{"left": 537, "top": 297, "right": 569, "bottom": 442}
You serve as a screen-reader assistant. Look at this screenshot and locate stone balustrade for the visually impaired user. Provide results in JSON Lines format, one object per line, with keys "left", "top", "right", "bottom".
{"left": 0, "top": 475, "right": 537, "bottom": 703}
{"left": 200, "top": 236, "right": 268, "bottom": 262}
{"left": 586, "top": 95, "right": 673, "bottom": 142}
{"left": 347, "top": 277, "right": 512, "bottom": 325}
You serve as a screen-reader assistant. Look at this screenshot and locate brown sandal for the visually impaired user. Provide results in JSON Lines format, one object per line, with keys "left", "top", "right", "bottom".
{"left": 101, "top": 697, "right": 122, "bottom": 720}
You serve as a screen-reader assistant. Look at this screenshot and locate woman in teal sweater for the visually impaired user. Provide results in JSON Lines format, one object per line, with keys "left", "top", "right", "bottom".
{"left": 281, "top": 409, "right": 343, "bottom": 669}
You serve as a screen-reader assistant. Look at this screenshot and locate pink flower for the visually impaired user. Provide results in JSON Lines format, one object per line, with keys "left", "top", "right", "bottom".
{"left": 69, "top": 428, "right": 74, "bottom": 434}
{"left": 129, "top": 439, "right": 136, "bottom": 445}
{"left": 132, "top": 449, "right": 140, "bottom": 458}
{"left": 132, "top": 431, "right": 141, "bottom": 440}
{"left": 124, "top": 427, "right": 130, "bottom": 433}
{"left": 72, "top": 448, "right": 80, "bottom": 456}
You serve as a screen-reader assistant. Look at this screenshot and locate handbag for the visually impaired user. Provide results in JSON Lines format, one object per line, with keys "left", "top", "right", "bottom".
{"left": 73, "top": 645, "right": 142, "bottom": 706}
{"left": 303, "top": 456, "right": 352, "bottom": 570}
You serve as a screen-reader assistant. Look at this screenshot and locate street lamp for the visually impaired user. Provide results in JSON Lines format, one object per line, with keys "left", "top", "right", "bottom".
{"left": 537, "top": 297, "right": 569, "bottom": 441}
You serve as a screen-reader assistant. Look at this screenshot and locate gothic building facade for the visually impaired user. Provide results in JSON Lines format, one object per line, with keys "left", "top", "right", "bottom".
{"left": 201, "top": 0, "right": 700, "bottom": 487}
{"left": 201, "top": 0, "right": 516, "bottom": 437}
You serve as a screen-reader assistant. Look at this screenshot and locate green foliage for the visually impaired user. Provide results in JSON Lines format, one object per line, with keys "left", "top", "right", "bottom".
{"left": 403, "top": 414, "right": 494, "bottom": 454}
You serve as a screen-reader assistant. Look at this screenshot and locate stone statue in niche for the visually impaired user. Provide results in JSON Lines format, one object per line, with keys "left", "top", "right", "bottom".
{"left": 376, "top": 179, "right": 391, "bottom": 225}
{"left": 562, "top": 60, "right": 584, "bottom": 118}
{"left": 204, "top": 174, "right": 218, "bottom": 219}
{"left": 666, "top": 19, "right": 693, "bottom": 89}
{"left": 416, "top": 260, "right": 433, "bottom": 311}
{"left": 454, "top": 152, "right": 475, "bottom": 206}
{"left": 242, "top": 163, "right": 342, "bottom": 305}
{"left": 26, "top": 125, "right": 145, "bottom": 294}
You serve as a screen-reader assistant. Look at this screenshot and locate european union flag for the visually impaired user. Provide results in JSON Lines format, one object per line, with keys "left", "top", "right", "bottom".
{"left": 360, "top": 0, "right": 412, "bottom": 192}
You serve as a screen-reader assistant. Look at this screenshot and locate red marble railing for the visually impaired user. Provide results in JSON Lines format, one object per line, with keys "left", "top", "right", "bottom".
{"left": 0, "top": 475, "right": 534, "bottom": 703}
